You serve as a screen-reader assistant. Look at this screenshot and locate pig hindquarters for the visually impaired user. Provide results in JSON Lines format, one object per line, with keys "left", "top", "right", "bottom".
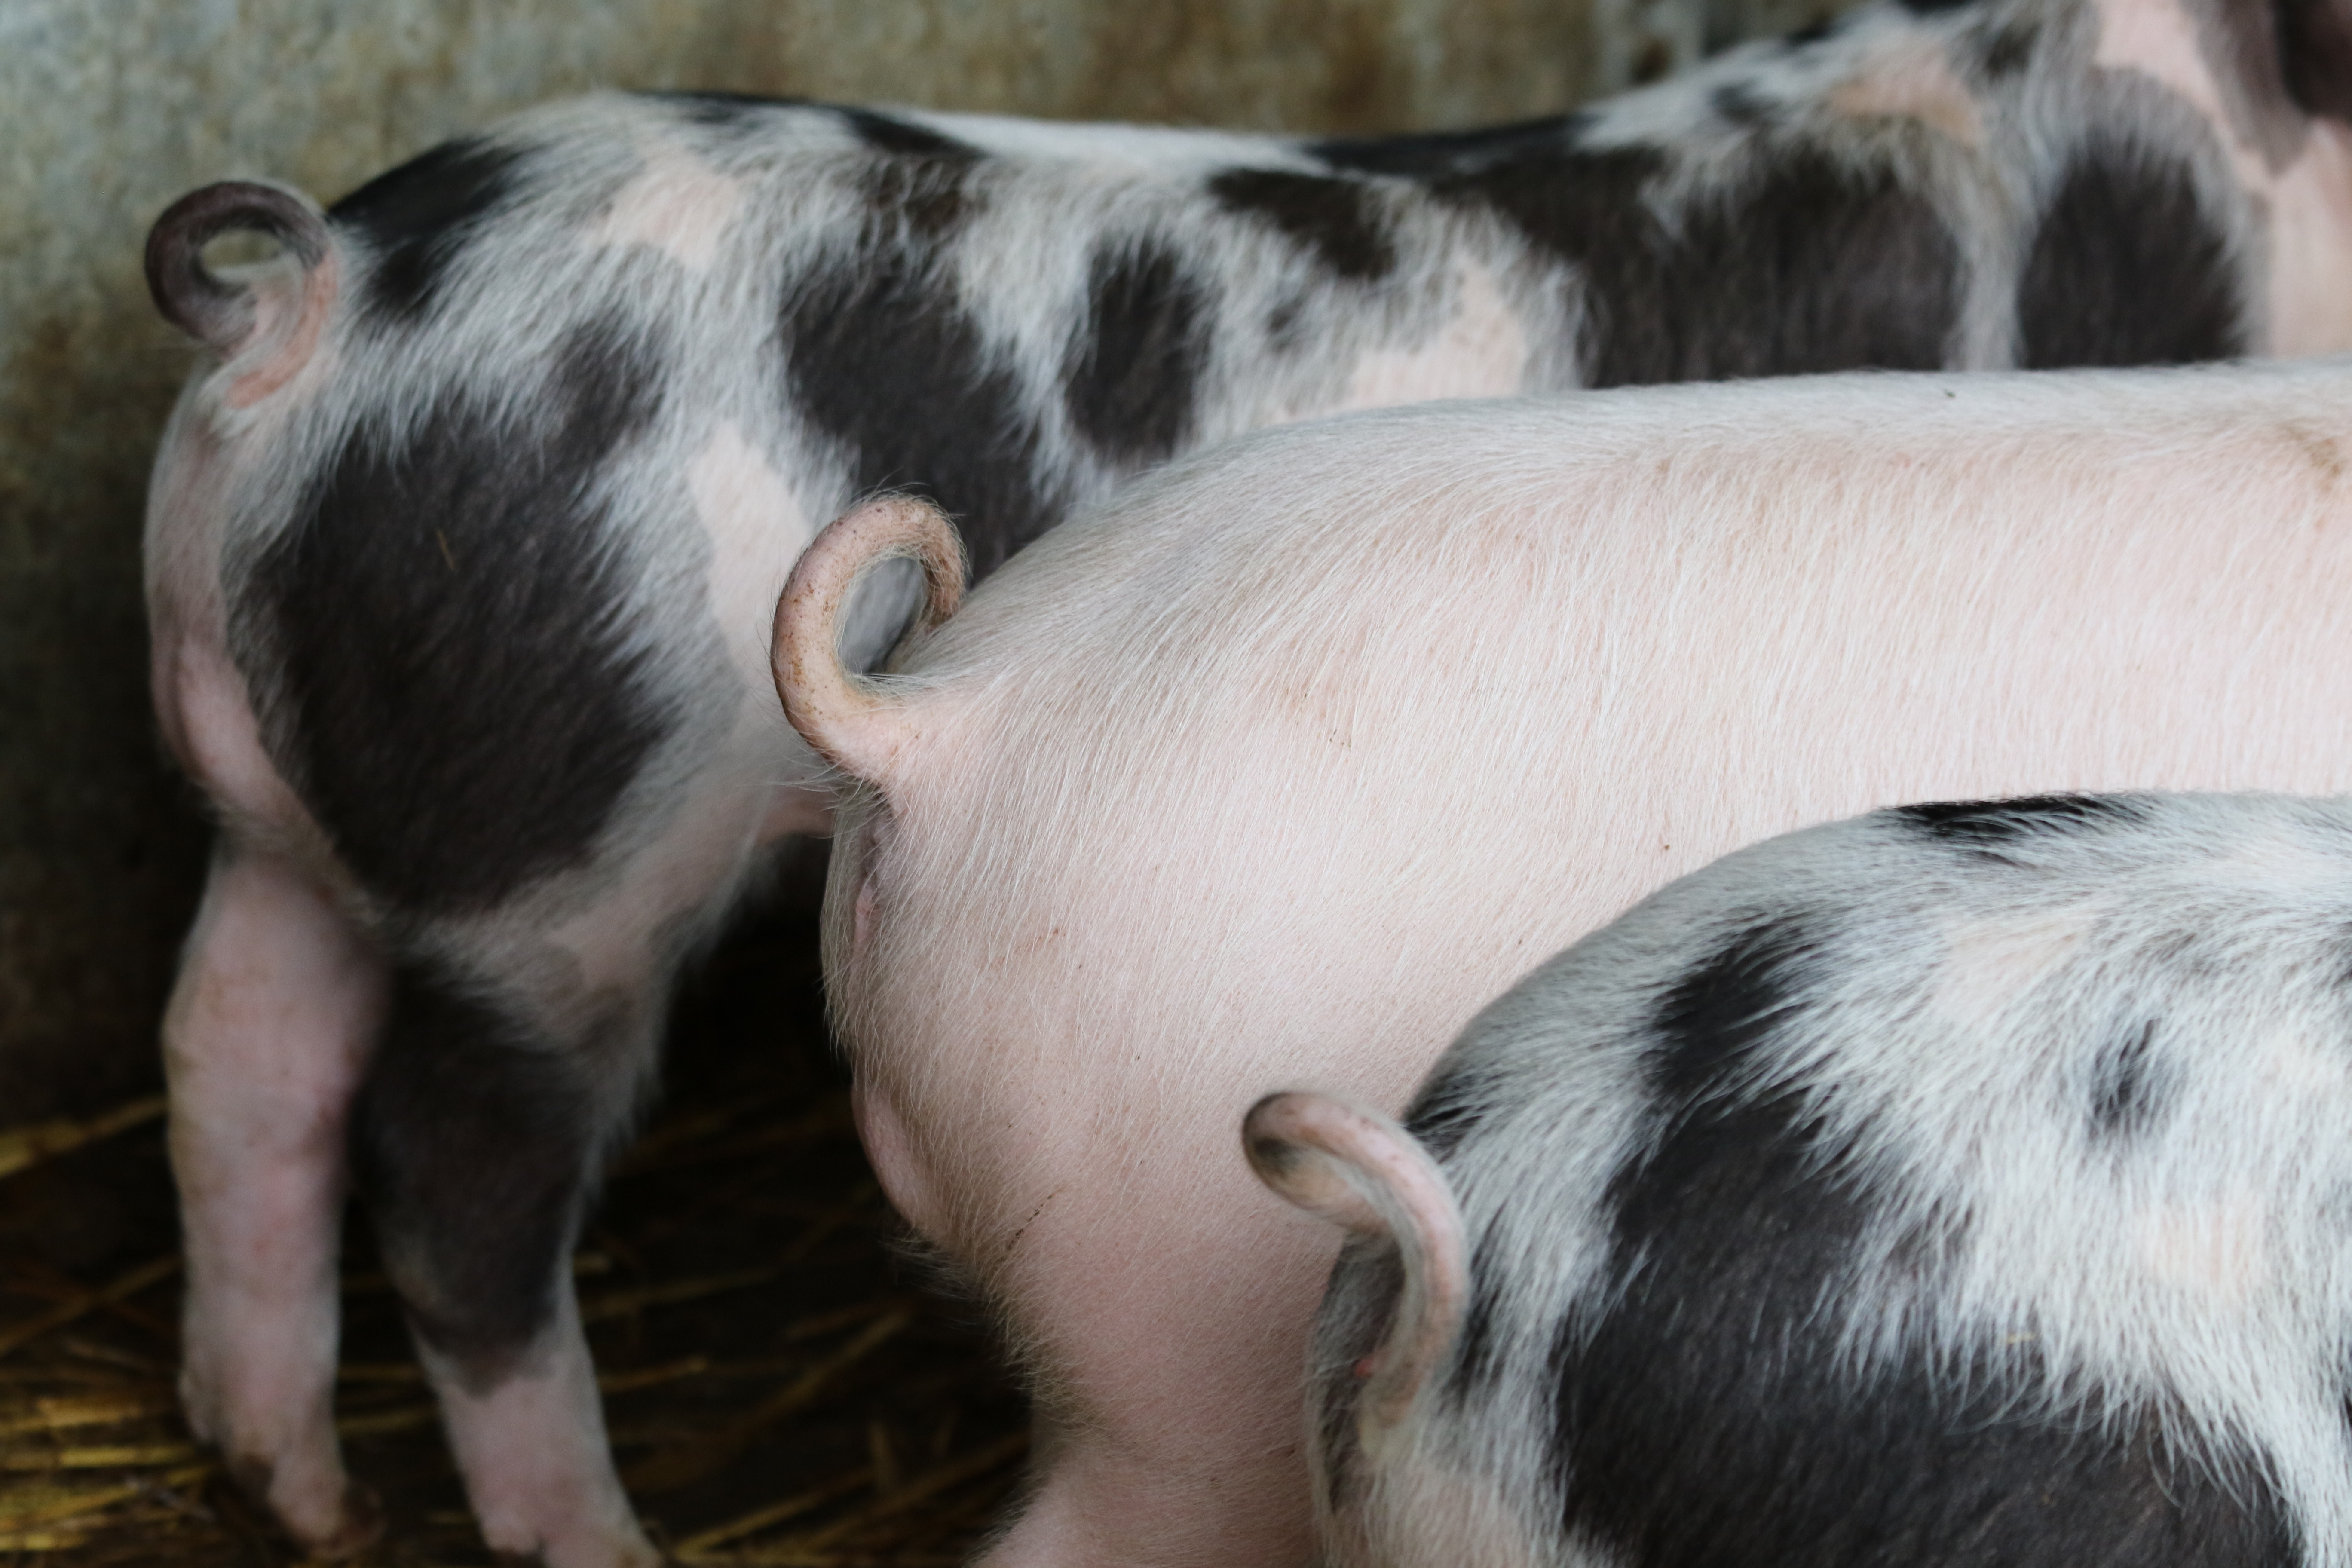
{"left": 781, "top": 361, "right": 2352, "bottom": 1567}
{"left": 143, "top": 0, "right": 2352, "bottom": 1555}
{"left": 1253, "top": 791, "right": 2352, "bottom": 1568}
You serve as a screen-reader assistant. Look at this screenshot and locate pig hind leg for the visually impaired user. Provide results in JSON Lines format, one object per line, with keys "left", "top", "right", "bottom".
{"left": 329, "top": 693, "right": 782, "bottom": 1562}
{"left": 166, "top": 845, "right": 389, "bottom": 1555}
{"left": 351, "top": 958, "right": 662, "bottom": 1568}
{"left": 964, "top": 1205, "right": 1335, "bottom": 1568}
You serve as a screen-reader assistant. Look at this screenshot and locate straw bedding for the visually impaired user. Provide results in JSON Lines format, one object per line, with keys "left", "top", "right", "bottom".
{"left": 0, "top": 868, "right": 1028, "bottom": 1565}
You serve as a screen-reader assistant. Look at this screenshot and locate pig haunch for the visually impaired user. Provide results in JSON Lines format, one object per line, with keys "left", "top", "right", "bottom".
{"left": 1254, "top": 791, "right": 2352, "bottom": 1568}
{"left": 782, "top": 359, "right": 2352, "bottom": 1566}
{"left": 141, "top": 0, "right": 2352, "bottom": 1558}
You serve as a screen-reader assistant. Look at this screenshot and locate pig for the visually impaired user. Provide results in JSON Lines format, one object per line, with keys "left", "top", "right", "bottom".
{"left": 141, "top": 0, "right": 2352, "bottom": 1557}
{"left": 1247, "top": 789, "right": 2352, "bottom": 1568}
{"left": 780, "top": 356, "right": 2352, "bottom": 1567}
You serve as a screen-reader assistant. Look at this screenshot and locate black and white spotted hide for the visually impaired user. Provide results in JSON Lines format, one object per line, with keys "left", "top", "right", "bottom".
{"left": 138, "top": 0, "right": 2352, "bottom": 1557}
{"left": 1253, "top": 792, "right": 2352, "bottom": 1568}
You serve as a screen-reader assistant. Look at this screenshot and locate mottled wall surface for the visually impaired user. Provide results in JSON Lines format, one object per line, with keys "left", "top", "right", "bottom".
{"left": 0, "top": 0, "right": 1828, "bottom": 1121}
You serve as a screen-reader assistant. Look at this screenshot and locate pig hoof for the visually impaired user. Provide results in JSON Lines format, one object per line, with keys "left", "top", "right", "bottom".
{"left": 226, "top": 1454, "right": 384, "bottom": 1559}
{"left": 487, "top": 1536, "right": 667, "bottom": 1568}
{"left": 305, "top": 1480, "right": 388, "bottom": 1559}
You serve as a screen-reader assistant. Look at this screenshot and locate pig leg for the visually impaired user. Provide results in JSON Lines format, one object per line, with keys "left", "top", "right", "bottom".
{"left": 972, "top": 1196, "right": 1335, "bottom": 1568}
{"left": 342, "top": 739, "right": 795, "bottom": 1565}
{"left": 165, "top": 845, "right": 388, "bottom": 1555}
{"left": 351, "top": 958, "right": 661, "bottom": 1568}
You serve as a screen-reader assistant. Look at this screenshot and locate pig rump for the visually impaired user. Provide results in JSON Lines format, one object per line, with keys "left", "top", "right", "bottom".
{"left": 1256, "top": 793, "right": 2352, "bottom": 1568}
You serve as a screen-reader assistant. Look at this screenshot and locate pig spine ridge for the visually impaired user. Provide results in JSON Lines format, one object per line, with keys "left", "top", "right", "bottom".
{"left": 1258, "top": 792, "right": 2352, "bottom": 1568}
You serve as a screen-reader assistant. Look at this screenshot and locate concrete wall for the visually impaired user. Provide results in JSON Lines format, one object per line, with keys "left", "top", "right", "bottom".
{"left": 0, "top": 0, "right": 1831, "bottom": 1121}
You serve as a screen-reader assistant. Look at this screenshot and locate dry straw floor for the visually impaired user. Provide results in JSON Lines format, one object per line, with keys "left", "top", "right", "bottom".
{"left": 0, "top": 867, "right": 1028, "bottom": 1565}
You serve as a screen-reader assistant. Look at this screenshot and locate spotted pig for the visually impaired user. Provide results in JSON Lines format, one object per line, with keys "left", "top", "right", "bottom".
{"left": 1252, "top": 790, "right": 2352, "bottom": 1568}
{"left": 144, "top": 0, "right": 2352, "bottom": 1560}
{"left": 781, "top": 357, "right": 2352, "bottom": 1567}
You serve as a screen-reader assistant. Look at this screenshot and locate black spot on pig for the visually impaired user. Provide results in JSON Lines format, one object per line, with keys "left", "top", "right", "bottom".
{"left": 784, "top": 247, "right": 1053, "bottom": 579}
{"left": 352, "top": 963, "right": 608, "bottom": 1380}
{"left": 248, "top": 315, "right": 670, "bottom": 913}
{"left": 1417, "top": 138, "right": 1662, "bottom": 279}
{"left": 1642, "top": 913, "right": 1817, "bottom": 1106}
{"left": 2089, "top": 1021, "right": 2168, "bottom": 1143}
{"left": 839, "top": 106, "right": 981, "bottom": 162}
{"left": 1605, "top": 912, "right": 1841, "bottom": 1338}
{"left": 1403, "top": 1079, "right": 1490, "bottom": 1164}
{"left": 861, "top": 164, "right": 980, "bottom": 242}
{"left": 1609, "top": 153, "right": 1957, "bottom": 381}
{"left": 1979, "top": 22, "right": 2040, "bottom": 77}
{"left": 1456, "top": 916, "right": 1830, "bottom": 1416}
{"left": 1556, "top": 1288, "right": 2296, "bottom": 1564}
{"left": 1898, "top": 794, "right": 2147, "bottom": 854}
{"left": 1401, "top": 144, "right": 1957, "bottom": 381}
{"left": 2279, "top": 0, "right": 2352, "bottom": 121}
{"left": 1310, "top": 115, "right": 1585, "bottom": 179}
{"left": 848, "top": 112, "right": 985, "bottom": 242}
{"left": 331, "top": 136, "right": 524, "bottom": 326}
{"left": 649, "top": 89, "right": 804, "bottom": 127}
{"left": 2206, "top": 0, "right": 2306, "bottom": 144}
{"left": 1786, "top": 15, "right": 1838, "bottom": 46}
{"left": 1063, "top": 241, "right": 1212, "bottom": 469}
{"left": 1208, "top": 168, "right": 1397, "bottom": 282}
{"left": 1712, "top": 82, "right": 1778, "bottom": 126}
{"left": 1265, "top": 293, "right": 1306, "bottom": 350}
{"left": 1550, "top": 918, "right": 2295, "bottom": 1566}
{"left": 2018, "top": 144, "right": 2245, "bottom": 368}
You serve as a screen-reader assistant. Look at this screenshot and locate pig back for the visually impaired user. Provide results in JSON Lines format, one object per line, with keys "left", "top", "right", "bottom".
{"left": 828, "top": 359, "right": 2352, "bottom": 1256}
